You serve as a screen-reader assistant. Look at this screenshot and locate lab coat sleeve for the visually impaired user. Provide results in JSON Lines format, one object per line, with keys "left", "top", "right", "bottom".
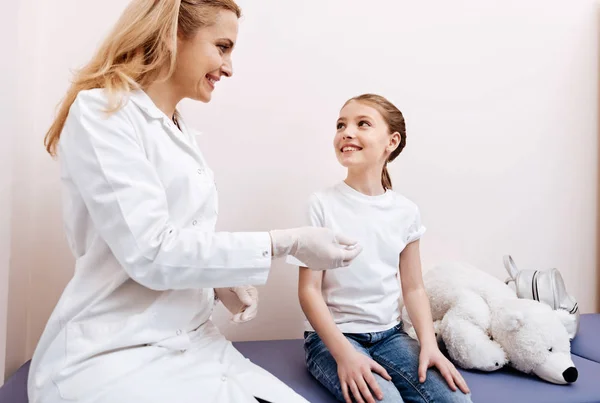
{"left": 285, "top": 193, "right": 324, "bottom": 267}
{"left": 59, "top": 90, "right": 272, "bottom": 290}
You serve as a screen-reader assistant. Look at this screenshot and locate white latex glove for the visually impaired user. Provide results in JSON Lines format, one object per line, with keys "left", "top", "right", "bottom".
{"left": 270, "top": 227, "right": 362, "bottom": 270}
{"left": 214, "top": 286, "right": 258, "bottom": 324}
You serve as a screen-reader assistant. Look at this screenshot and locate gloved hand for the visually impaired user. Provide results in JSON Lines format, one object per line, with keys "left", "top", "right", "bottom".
{"left": 214, "top": 286, "right": 258, "bottom": 324}
{"left": 269, "top": 227, "right": 362, "bottom": 270}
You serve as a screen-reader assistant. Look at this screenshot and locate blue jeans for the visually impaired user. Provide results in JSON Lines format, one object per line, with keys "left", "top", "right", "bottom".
{"left": 304, "top": 324, "right": 472, "bottom": 403}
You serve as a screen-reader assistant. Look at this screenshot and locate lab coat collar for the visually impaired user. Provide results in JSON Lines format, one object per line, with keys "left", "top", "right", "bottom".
{"left": 177, "top": 117, "right": 203, "bottom": 139}
{"left": 128, "top": 89, "right": 167, "bottom": 120}
{"left": 128, "top": 89, "right": 203, "bottom": 138}
{"left": 127, "top": 90, "right": 204, "bottom": 164}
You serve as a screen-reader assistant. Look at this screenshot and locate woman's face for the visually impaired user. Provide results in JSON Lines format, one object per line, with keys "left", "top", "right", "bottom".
{"left": 172, "top": 9, "right": 239, "bottom": 103}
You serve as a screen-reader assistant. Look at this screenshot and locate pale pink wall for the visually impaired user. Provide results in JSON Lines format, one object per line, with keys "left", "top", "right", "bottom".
{"left": 4, "top": 0, "right": 598, "bottom": 379}
{"left": 0, "top": 97, "right": 12, "bottom": 384}
{"left": 0, "top": 0, "right": 19, "bottom": 385}
{"left": 5, "top": 0, "right": 39, "bottom": 380}
{"left": 188, "top": 0, "right": 600, "bottom": 338}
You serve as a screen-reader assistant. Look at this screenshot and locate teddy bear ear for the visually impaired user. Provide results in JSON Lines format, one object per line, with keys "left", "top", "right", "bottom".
{"left": 501, "top": 310, "right": 525, "bottom": 332}
{"left": 553, "top": 309, "right": 577, "bottom": 338}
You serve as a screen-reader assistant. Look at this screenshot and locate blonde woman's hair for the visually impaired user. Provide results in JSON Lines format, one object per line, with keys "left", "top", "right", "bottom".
{"left": 343, "top": 94, "right": 407, "bottom": 190}
{"left": 44, "top": 0, "right": 241, "bottom": 156}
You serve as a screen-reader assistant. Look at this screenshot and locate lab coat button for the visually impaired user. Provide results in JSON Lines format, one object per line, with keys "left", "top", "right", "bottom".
{"left": 176, "top": 329, "right": 182, "bottom": 335}
{"left": 262, "top": 250, "right": 269, "bottom": 257}
{"left": 197, "top": 168, "right": 204, "bottom": 174}
{"left": 221, "top": 376, "right": 227, "bottom": 382}
{"left": 192, "top": 220, "right": 198, "bottom": 226}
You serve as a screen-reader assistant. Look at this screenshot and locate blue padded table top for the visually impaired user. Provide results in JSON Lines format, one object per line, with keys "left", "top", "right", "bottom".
{"left": 0, "top": 360, "right": 28, "bottom": 403}
{"left": 235, "top": 339, "right": 600, "bottom": 403}
{"left": 235, "top": 338, "right": 337, "bottom": 403}
{"left": 571, "top": 314, "right": 600, "bottom": 364}
{"left": 2, "top": 336, "right": 599, "bottom": 403}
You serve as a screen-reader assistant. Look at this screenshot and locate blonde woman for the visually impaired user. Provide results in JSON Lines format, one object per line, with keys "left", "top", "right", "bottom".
{"left": 28, "top": 1, "right": 362, "bottom": 402}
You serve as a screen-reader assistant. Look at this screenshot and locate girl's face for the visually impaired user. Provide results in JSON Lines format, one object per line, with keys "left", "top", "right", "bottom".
{"left": 334, "top": 100, "right": 400, "bottom": 170}
{"left": 172, "top": 9, "right": 238, "bottom": 103}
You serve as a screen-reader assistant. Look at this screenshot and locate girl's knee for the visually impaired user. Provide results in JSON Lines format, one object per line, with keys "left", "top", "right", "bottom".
{"left": 437, "top": 389, "right": 472, "bottom": 403}
{"left": 373, "top": 375, "right": 404, "bottom": 403}
{"left": 453, "top": 391, "right": 473, "bottom": 403}
{"left": 415, "top": 371, "right": 472, "bottom": 403}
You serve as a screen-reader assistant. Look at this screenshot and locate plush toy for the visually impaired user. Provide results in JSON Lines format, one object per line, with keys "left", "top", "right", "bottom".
{"left": 401, "top": 262, "right": 578, "bottom": 384}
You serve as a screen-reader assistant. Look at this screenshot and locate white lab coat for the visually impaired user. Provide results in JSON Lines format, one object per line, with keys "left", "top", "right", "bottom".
{"left": 27, "top": 89, "right": 308, "bottom": 403}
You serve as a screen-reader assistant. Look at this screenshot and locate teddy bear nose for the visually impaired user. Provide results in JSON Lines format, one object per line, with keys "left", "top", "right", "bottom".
{"left": 562, "top": 367, "right": 578, "bottom": 383}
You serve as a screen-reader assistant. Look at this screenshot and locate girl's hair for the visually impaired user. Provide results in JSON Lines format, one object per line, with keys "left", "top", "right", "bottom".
{"left": 44, "top": 0, "right": 241, "bottom": 157}
{"left": 343, "top": 94, "right": 406, "bottom": 190}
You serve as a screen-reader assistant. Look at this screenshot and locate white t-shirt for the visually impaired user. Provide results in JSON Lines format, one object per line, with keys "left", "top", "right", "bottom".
{"left": 288, "top": 181, "right": 426, "bottom": 334}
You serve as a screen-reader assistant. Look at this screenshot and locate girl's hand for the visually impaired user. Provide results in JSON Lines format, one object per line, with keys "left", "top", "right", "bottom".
{"left": 418, "top": 345, "right": 470, "bottom": 394}
{"left": 336, "top": 350, "right": 392, "bottom": 403}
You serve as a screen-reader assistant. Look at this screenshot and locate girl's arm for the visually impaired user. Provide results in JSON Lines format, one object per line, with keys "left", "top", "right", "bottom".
{"left": 298, "top": 268, "right": 351, "bottom": 359}
{"left": 400, "top": 240, "right": 470, "bottom": 394}
{"left": 400, "top": 240, "right": 437, "bottom": 348}
{"left": 299, "top": 267, "right": 391, "bottom": 403}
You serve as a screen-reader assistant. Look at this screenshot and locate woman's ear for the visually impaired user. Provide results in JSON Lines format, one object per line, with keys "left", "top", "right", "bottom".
{"left": 387, "top": 131, "right": 401, "bottom": 153}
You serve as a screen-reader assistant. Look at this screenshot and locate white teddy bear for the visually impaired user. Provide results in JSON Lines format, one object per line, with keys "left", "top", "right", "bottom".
{"left": 401, "top": 261, "right": 578, "bottom": 384}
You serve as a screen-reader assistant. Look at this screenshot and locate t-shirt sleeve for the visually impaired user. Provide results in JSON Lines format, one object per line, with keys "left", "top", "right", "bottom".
{"left": 285, "top": 194, "right": 324, "bottom": 267}
{"left": 406, "top": 205, "right": 426, "bottom": 244}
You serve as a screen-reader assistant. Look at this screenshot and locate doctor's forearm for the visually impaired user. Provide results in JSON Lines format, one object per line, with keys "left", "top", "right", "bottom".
{"left": 114, "top": 228, "right": 273, "bottom": 290}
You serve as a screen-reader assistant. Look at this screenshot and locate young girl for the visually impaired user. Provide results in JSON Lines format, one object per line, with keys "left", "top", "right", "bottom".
{"left": 291, "top": 94, "right": 472, "bottom": 403}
